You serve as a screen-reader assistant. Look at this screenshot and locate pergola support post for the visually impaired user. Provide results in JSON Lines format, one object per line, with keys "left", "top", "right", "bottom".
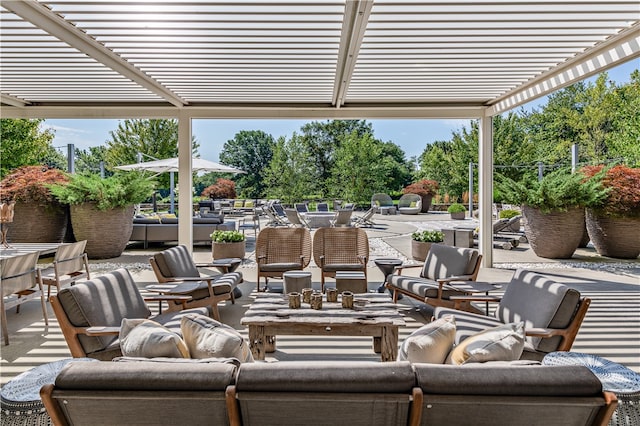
{"left": 177, "top": 112, "right": 193, "bottom": 252}
{"left": 479, "top": 114, "right": 493, "bottom": 267}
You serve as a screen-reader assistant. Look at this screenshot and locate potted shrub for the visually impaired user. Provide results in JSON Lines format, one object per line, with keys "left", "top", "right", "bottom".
{"left": 582, "top": 165, "right": 640, "bottom": 258}
{"left": 411, "top": 230, "right": 444, "bottom": 261}
{"left": 211, "top": 230, "right": 246, "bottom": 260}
{"left": 496, "top": 168, "right": 606, "bottom": 259}
{"left": 402, "top": 179, "right": 439, "bottom": 213}
{"left": 50, "top": 172, "right": 154, "bottom": 259}
{"left": 0, "top": 166, "right": 69, "bottom": 242}
{"left": 447, "top": 203, "right": 466, "bottom": 220}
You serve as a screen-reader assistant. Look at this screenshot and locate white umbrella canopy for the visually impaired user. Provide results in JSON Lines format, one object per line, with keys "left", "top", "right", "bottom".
{"left": 115, "top": 157, "right": 245, "bottom": 174}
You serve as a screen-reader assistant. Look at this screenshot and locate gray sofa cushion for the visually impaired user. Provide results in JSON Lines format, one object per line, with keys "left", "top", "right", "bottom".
{"left": 57, "top": 269, "right": 151, "bottom": 354}
{"left": 495, "top": 269, "right": 580, "bottom": 352}
{"left": 236, "top": 361, "right": 415, "bottom": 393}
{"left": 386, "top": 275, "right": 462, "bottom": 300}
{"left": 322, "top": 263, "right": 365, "bottom": 272}
{"left": 421, "top": 244, "right": 478, "bottom": 279}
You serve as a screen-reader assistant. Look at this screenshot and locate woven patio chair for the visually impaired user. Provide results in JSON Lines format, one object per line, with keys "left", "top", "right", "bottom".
{"left": 371, "top": 193, "right": 394, "bottom": 213}
{"left": 398, "top": 193, "right": 422, "bottom": 215}
{"left": 40, "top": 240, "right": 90, "bottom": 299}
{"left": 255, "top": 227, "right": 312, "bottom": 292}
{"left": 313, "top": 227, "right": 369, "bottom": 291}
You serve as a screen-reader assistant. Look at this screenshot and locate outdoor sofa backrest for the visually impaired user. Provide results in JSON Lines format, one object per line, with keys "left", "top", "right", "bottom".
{"left": 420, "top": 243, "right": 480, "bottom": 280}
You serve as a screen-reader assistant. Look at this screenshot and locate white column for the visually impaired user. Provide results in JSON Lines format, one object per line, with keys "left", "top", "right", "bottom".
{"left": 177, "top": 112, "right": 193, "bottom": 252}
{"left": 478, "top": 114, "right": 493, "bottom": 267}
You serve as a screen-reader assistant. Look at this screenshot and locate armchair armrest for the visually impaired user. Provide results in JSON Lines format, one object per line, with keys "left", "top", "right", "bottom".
{"left": 85, "top": 326, "right": 120, "bottom": 336}
{"left": 436, "top": 275, "right": 473, "bottom": 284}
{"left": 525, "top": 327, "right": 570, "bottom": 339}
{"left": 394, "top": 263, "right": 422, "bottom": 275}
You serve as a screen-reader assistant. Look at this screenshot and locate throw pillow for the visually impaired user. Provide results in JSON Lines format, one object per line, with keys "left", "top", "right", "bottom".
{"left": 119, "top": 318, "right": 189, "bottom": 359}
{"left": 398, "top": 315, "right": 456, "bottom": 364}
{"left": 409, "top": 201, "right": 417, "bottom": 208}
{"left": 447, "top": 322, "right": 525, "bottom": 365}
{"left": 181, "top": 314, "right": 254, "bottom": 362}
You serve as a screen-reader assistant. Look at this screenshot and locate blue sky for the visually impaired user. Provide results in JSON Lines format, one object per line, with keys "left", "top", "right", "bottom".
{"left": 45, "top": 60, "right": 638, "bottom": 164}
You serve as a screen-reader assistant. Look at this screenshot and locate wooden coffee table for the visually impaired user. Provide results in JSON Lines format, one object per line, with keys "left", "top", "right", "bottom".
{"left": 241, "top": 293, "right": 405, "bottom": 362}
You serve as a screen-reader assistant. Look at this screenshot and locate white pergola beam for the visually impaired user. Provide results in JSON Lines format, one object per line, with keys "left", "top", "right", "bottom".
{"left": 2, "top": 0, "right": 186, "bottom": 108}
{"left": 0, "top": 93, "right": 29, "bottom": 107}
{"left": 332, "top": 1, "right": 372, "bottom": 107}
{"left": 488, "top": 22, "right": 640, "bottom": 115}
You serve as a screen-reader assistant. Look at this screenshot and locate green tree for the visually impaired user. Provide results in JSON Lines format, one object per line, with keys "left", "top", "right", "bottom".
{"left": 219, "top": 130, "right": 274, "bottom": 198}
{"left": 0, "top": 119, "right": 55, "bottom": 177}
{"left": 263, "top": 134, "right": 315, "bottom": 204}
{"left": 105, "top": 119, "right": 198, "bottom": 188}
{"left": 75, "top": 146, "right": 109, "bottom": 175}
{"left": 300, "top": 120, "right": 374, "bottom": 196}
{"left": 329, "top": 131, "right": 390, "bottom": 205}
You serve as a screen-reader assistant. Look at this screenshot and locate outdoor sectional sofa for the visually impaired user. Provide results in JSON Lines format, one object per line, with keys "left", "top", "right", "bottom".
{"left": 41, "top": 360, "right": 616, "bottom": 426}
{"left": 130, "top": 216, "right": 235, "bottom": 248}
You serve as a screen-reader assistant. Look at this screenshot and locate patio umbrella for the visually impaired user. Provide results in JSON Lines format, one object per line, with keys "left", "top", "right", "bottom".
{"left": 115, "top": 157, "right": 245, "bottom": 213}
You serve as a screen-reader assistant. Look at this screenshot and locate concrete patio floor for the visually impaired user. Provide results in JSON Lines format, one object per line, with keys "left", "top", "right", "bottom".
{"left": 2, "top": 211, "right": 639, "bottom": 386}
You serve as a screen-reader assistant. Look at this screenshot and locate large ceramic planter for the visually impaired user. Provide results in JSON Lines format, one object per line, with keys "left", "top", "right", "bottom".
{"left": 522, "top": 205, "right": 584, "bottom": 259}
{"left": 420, "top": 195, "right": 433, "bottom": 213}
{"left": 411, "top": 240, "right": 439, "bottom": 261}
{"left": 586, "top": 210, "right": 640, "bottom": 259}
{"left": 212, "top": 241, "right": 246, "bottom": 260}
{"left": 7, "top": 201, "right": 68, "bottom": 243}
{"left": 70, "top": 203, "right": 134, "bottom": 259}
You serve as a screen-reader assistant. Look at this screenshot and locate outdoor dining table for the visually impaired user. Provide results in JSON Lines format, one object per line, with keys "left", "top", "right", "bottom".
{"left": 0, "top": 243, "right": 61, "bottom": 260}
{"left": 302, "top": 212, "right": 335, "bottom": 228}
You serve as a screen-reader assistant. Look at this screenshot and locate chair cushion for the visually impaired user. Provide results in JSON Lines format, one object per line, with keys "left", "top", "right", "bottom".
{"left": 56, "top": 269, "right": 151, "bottom": 354}
{"left": 181, "top": 314, "right": 253, "bottom": 362}
{"left": 447, "top": 322, "right": 525, "bottom": 365}
{"left": 495, "top": 269, "right": 580, "bottom": 352}
{"left": 421, "top": 244, "right": 477, "bottom": 280}
{"left": 398, "top": 315, "right": 455, "bottom": 364}
{"left": 259, "top": 262, "right": 302, "bottom": 272}
{"left": 323, "top": 263, "right": 364, "bottom": 272}
{"left": 119, "top": 318, "right": 189, "bottom": 359}
{"left": 153, "top": 245, "right": 200, "bottom": 278}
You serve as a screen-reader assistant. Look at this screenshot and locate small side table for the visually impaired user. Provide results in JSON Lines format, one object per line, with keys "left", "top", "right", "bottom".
{"left": 374, "top": 258, "right": 403, "bottom": 299}
{"left": 335, "top": 271, "right": 367, "bottom": 293}
{"left": 543, "top": 351, "right": 640, "bottom": 426}
{"left": 283, "top": 271, "right": 312, "bottom": 294}
{"left": 210, "top": 257, "right": 243, "bottom": 299}
{"left": 1, "top": 358, "right": 97, "bottom": 426}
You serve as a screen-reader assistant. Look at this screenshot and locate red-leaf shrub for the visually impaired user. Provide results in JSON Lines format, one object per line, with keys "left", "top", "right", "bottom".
{"left": 402, "top": 179, "right": 439, "bottom": 196}
{"left": 0, "top": 166, "right": 69, "bottom": 204}
{"left": 582, "top": 164, "right": 640, "bottom": 218}
{"left": 201, "top": 178, "right": 236, "bottom": 199}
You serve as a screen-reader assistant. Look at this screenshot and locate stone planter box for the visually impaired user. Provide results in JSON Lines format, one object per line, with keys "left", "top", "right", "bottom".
{"left": 411, "top": 240, "right": 441, "bottom": 261}
{"left": 212, "top": 240, "right": 246, "bottom": 260}
{"left": 450, "top": 212, "right": 465, "bottom": 220}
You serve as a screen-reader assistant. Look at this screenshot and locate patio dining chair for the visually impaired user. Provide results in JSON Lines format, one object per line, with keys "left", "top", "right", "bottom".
{"left": 40, "top": 240, "right": 90, "bottom": 299}
{"left": 238, "top": 212, "right": 260, "bottom": 239}
{"left": 255, "top": 227, "right": 312, "bottom": 292}
{"left": 331, "top": 209, "right": 353, "bottom": 227}
{"left": 1, "top": 252, "right": 48, "bottom": 345}
{"left": 285, "top": 208, "right": 310, "bottom": 228}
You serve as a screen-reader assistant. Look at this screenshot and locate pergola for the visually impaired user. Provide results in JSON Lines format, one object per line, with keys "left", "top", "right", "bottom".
{"left": 1, "top": 1, "right": 639, "bottom": 265}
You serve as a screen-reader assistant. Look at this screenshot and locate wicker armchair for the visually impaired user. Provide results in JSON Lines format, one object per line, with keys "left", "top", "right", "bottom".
{"left": 313, "top": 227, "right": 369, "bottom": 291}
{"left": 256, "top": 227, "right": 312, "bottom": 292}
{"left": 397, "top": 193, "right": 422, "bottom": 215}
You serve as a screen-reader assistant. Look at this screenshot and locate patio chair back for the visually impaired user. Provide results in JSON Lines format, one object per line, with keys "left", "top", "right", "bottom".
{"left": 313, "top": 227, "right": 369, "bottom": 289}
{"left": 316, "top": 202, "right": 329, "bottom": 212}
{"left": 255, "top": 227, "right": 312, "bottom": 291}
{"left": 284, "top": 208, "right": 309, "bottom": 228}
{"left": 1, "top": 252, "right": 48, "bottom": 345}
{"left": 263, "top": 205, "right": 288, "bottom": 226}
{"left": 294, "top": 203, "right": 309, "bottom": 213}
{"left": 420, "top": 244, "right": 481, "bottom": 281}
{"left": 41, "top": 361, "right": 238, "bottom": 426}
{"left": 353, "top": 207, "right": 375, "bottom": 227}
{"left": 371, "top": 193, "right": 394, "bottom": 208}
{"left": 272, "top": 203, "right": 286, "bottom": 217}
{"left": 398, "top": 193, "right": 422, "bottom": 214}
{"left": 40, "top": 240, "right": 90, "bottom": 299}
{"left": 332, "top": 209, "right": 353, "bottom": 227}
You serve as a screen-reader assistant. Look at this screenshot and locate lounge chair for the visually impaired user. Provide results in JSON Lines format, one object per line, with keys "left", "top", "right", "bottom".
{"left": 331, "top": 209, "right": 353, "bottom": 227}
{"left": 352, "top": 207, "right": 376, "bottom": 227}
{"left": 263, "top": 205, "right": 288, "bottom": 227}
{"left": 313, "top": 227, "right": 369, "bottom": 291}
{"left": 149, "top": 245, "right": 241, "bottom": 321}
{"left": 386, "top": 244, "right": 483, "bottom": 313}
{"left": 294, "top": 203, "right": 309, "bottom": 214}
{"left": 435, "top": 268, "right": 591, "bottom": 361}
{"left": 398, "top": 193, "right": 422, "bottom": 215}
{"left": 1, "top": 252, "right": 48, "bottom": 345}
{"left": 284, "top": 208, "right": 309, "bottom": 228}
{"left": 255, "top": 227, "right": 312, "bottom": 292}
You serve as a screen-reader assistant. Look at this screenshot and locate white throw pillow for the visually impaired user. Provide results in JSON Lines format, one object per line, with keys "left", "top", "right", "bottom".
{"left": 119, "top": 318, "right": 189, "bottom": 358}
{"left": 398, "top": 315, "right": 456, "bottom": 364}
{"left": 447, "top": 322, "right": 525, "bottom": 365}
{"left": 181, "top": 314, "right": 254, "bottom": 362}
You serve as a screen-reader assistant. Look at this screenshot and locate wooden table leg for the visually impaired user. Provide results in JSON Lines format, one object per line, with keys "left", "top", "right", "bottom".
{"left": 380, "top": 325, "right": 398, "bottom": 362}
{"left": 265, "top": 335, "right": 276, "bottom": 353}
{"left": 248, "top": 325, "right": 266, "bottom": 360}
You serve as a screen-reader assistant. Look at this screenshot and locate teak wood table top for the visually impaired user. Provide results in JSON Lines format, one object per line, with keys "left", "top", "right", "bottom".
{"left": 241, "top": 292, "right": 405, "bottom": 361}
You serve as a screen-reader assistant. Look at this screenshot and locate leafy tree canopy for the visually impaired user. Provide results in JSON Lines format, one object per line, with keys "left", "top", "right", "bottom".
{"left": 0, "top": 119, "right": 55, "bottom": 178}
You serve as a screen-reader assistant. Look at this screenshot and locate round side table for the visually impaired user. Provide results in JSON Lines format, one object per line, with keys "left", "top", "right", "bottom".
{"left": 543, "top": 351, "right": 640, "bottom": 426}
{"left": 1, "top": 358, "right": 97, "bottom": 426}
{"left": 374, "top": 258, "right": 403, "bottom": 299}
{"left": 210, "top": 257, "right": 243, "bottom": 299}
